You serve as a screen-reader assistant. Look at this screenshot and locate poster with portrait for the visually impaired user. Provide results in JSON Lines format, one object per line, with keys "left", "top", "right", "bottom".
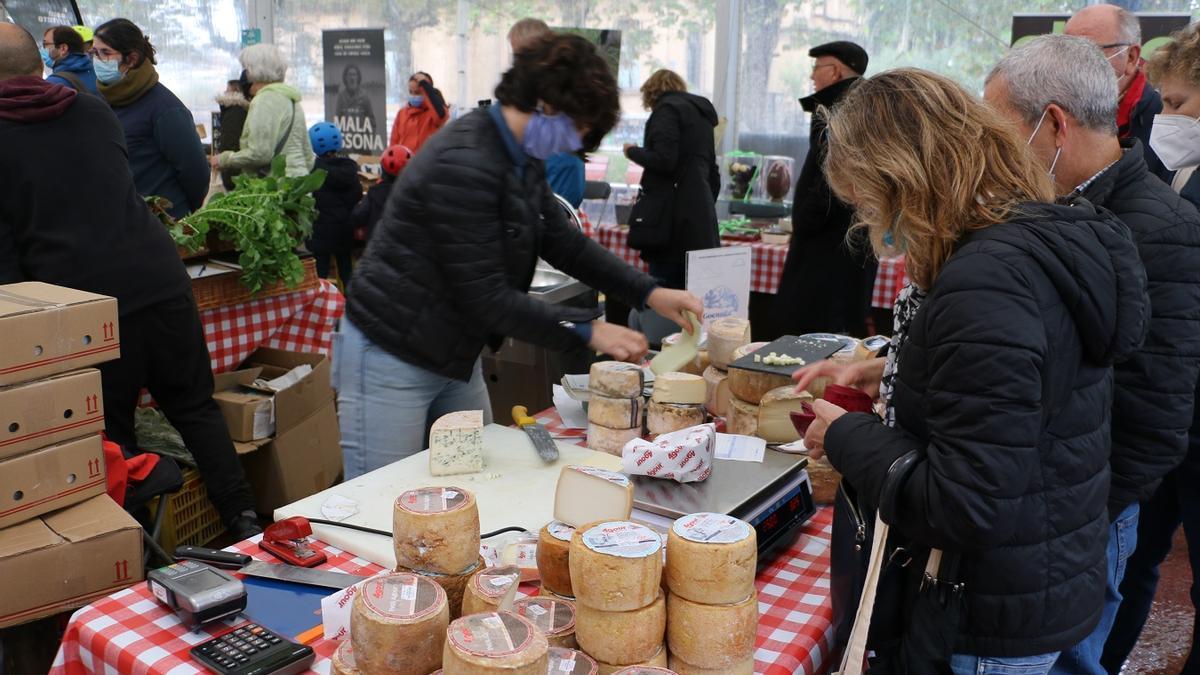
{"left": 322, "top": 29, "right": 386, "bottom": 154}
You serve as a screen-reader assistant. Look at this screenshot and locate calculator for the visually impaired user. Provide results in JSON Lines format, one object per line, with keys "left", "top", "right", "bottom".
{"left": 190, "top": 622, "right": 314, "bottom": 675}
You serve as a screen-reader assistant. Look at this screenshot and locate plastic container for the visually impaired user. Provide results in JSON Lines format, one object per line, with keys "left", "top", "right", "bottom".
{"left": 151, "top": 467, "right": 226, "bottom": 552}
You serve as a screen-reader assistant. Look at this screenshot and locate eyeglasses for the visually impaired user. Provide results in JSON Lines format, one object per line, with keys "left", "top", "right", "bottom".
{"left": 87, "top": 47, "right": 120, "bottom": 59}
{"left": 1098, "top": 42, "right": 1132, "bottom": 62}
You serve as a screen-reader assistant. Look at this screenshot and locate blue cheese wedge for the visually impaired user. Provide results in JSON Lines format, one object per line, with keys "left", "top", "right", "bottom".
{"left": 429, "top": 410, "right": 484, "bottom": 476}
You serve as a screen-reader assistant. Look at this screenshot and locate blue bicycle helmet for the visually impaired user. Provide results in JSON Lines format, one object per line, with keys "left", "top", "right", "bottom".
{"left": 309, "top": 122, "right": 344, "bottom": 156}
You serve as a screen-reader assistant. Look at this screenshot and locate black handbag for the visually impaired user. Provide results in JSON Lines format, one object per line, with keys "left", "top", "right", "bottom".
{"left": 830, "top": 481, "right": 872, "bottom": 663}
{"left": 627, "top": 156, "right": 691, "bottom": 253}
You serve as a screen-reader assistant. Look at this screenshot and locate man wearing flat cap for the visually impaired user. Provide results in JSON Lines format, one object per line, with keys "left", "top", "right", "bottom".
{"left": 775, "top": 40, "right": 876, "bottom": 338}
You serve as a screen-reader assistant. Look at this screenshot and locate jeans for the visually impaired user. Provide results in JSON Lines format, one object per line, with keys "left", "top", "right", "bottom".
{"left": 952, "top": 652, "right": 1060, "bottom": 675}
{"left": 1051, "top": 503, "right": 1139, "bottom": 675}
{"left": 333, "top": 317, "right": 493, "bottom": 479}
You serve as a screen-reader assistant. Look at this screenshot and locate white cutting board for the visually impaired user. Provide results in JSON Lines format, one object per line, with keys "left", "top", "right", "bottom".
{"left": 274, "top": 424, "right": 622, "bottom": 568}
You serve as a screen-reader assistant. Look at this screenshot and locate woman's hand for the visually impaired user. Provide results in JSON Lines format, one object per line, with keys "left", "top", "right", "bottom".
{"left": 646, "top": 288, "right": 704, "bottom": 334}
{"left": 793, "top": 356, "right": 886, "bottom": 400}
{"left": 209, "top": 154, "right": 221, "bottom": 170}
{"left": 589, "top": 322, "right": 649, "bottom": 363}
{"left": 803, "top": 399, "right": 848, "bottom": 460}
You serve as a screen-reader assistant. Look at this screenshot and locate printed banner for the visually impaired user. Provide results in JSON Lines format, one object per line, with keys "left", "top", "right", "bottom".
{"left": 687, "top": 246, "right": 752, "bottom": 328}
{"left": 323, "top": 28, "right": 386, "bottom": 154}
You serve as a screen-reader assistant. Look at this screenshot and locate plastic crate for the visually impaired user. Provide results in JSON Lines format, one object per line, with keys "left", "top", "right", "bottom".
{"left": 151, "top": 468, "right": 225, "bottom": 553}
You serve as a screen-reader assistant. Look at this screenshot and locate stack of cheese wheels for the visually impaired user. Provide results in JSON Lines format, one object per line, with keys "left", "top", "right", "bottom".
{"left": 611, "top": 667, "right": 678, "bottom": 675}
{"left": 570, "top": 521, "right": 668, "bottom": 672}
{"left": 724, "top": 342, "right": 770, "bottom": 436}
{"left": 443, "top": 610, "right": 549, "bottom": 673}
{"left": 549, "top": 647, "right": 601, "bottom": 675}
{"left": 536, "top": 520, "right": 576, "bottom": 597}
{"left": 664, "top": 513, "right": 758, "bottom": 675}
{"left": 756, "top": 385, "right": 814, "bottom": 444}
{"left": 647, "top": 373, "right": 707, "bottom": 437}
{"left": 351, "top": 572, "right": 449, "bottom": 674}
{"left": 514, "top": 596, "right": 578, "bottom": 649}
{"left": 588, "top": 362, "right": 646, "bottom": 455}
{"left": 700, "top": 318, "right": 751, "bottom": 418}
{"left": 393, "top": 487, "right": 482, "bottom": 620}
{"left": 462, "top": 564, "right": 521, "bottom": 616}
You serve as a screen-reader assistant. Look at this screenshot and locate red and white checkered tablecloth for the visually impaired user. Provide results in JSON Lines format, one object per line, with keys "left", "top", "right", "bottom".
{"left": 201, "top": 279, "right": 345, "bottom": 374}
{"left": 872, "top": 256, "right": 908, "bottom": 311}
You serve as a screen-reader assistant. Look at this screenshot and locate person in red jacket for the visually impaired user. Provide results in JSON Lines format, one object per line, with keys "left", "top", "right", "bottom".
{"left": 389, "top": 71, "right": 446, "bottom": 153}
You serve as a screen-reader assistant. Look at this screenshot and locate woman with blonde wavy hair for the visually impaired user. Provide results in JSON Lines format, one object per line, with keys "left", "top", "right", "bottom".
{"left": 799, "top": 68, "right": 1148, "bottom": 673}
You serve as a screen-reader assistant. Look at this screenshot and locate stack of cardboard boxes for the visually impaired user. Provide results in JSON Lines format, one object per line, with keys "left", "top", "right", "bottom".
{"left": 0, "top": 282, "right": 143, "bottom": 629}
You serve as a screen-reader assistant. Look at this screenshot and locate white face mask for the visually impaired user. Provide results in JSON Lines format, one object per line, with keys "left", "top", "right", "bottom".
{"left": 1149, "top": 113, "right": 1200, "bottom": 171}
{"left": 1028, "top": 108, "right": 1063, "bottom": 182}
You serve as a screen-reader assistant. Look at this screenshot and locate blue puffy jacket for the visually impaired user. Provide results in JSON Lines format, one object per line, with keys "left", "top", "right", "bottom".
{"left": 46, "top": 53, "right": 99, "bottom": 96}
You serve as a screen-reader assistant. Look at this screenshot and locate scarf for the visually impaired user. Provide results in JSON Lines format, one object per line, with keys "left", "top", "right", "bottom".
{"left": 1116, "top": 68, "right": 1147, "bottom": 138}
{"left": 0, "top": 76, "right": 76, "bottom": 122}
{"left": 99, "top": 61, "right": 159, "bottom": 107}
{"left": 879, "top": 283, "right": 926, "bottom": 428}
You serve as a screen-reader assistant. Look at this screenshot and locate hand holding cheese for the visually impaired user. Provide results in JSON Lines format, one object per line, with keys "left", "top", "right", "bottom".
{"left": 590, "top": 322, "right": 650, "bottom": 363}
{"left": 645, "top": 288, "right": 704, "bottom": 333}
{"left": 801, "top": 398, "right": 848, "bottom": 459}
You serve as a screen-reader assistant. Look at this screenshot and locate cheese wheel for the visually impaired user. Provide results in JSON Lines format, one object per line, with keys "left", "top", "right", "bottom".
{"left": 727, "top": 366, "right": 791, "bottom": 406}
{"left": 646, "top": 401, "right": 705, "bottom": 437}
{"left": 539, "top": 586, "right": 577, "bottom": 602}
{"left": 591, "top": 362, "right": 644, "bottom": 398}
{"left": 692, "top": 350, "right": 710, "bottom": 376}
{"left": 756, "top": 385, "right": 813, "bottom": 444}
{"left": 537, "top": 520, "right": 575, "bottom": 596}
{"left": 443, "top": 611, "right": 549, "bottom": 674}
{"left": 668, "top": 653, "right": 753, "bottom": 675}
{"left": 588, "top": 395, "right": 645, "bottom": 430}
{"left": 650, "top": 373, "right": 707, "bottom": 405}
{"left": 701, "top": 367, "right": 729, "bottom": 418}
{"left": 587, "top": 422, "right": 642, "bottom": 456}
{"left": 570, "top": 521, "right": 663, "bottom": 612}
{"left": 807, "top": 456, "right": 842, "bottom": 505}
{"left": 575, "top": 591, "right": 666, "bottom": 665}
{"left": 726, "top": 397, "right": 759, "bottom": 436}
{"left": 429, "top": 410, "right": 484, "bottom": 477}
{"left": 463, "top": 564, "right": 521, "bottom": 616}
{"left": 514, "top": 597, "right": 578, "bottom": 649}
{"left": 331, "top": 641, "right": 360, "bottom": 675}
{"left": 399, "top": 555, "right": 485, "bottom": 621}
{"left": 554, "top": 466, "right": 635, "bottom": 528}
{"left": 665, "top": 592, "right": 757, "bottom": 669}
{"left": 665, "top": 513, "right": 756, "bottom": 604}
{"left": 550, "top": 648, "right": 600, "bottom": 675}
{"left": 612, "top": 668, "right": 677, "bottom": 675}
{"left": 351, "top": 572, "right": 448, "bottom": 675}
{"left": 393, "top": 487, "right": 480, "bottom": 575}
{"left": 707, "top": 318, "right": 751, "bottom": 369}
{"left": 596, "top": 645, "right": 668, "bottom": 675}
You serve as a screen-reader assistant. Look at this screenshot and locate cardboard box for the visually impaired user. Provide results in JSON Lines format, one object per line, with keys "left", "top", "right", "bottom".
{"left": 239, "top": 399, "right": 341, "bottom": 515}
{"left": 0, "top": 495, "right": 143, "bottom": 628}
{"left": 212, "top": 367, "right": 274, "bottom": 442}
{"left": 0, "top": 282, "right": 120, "bottom": 387}
{"left": 0, "top": 434, "right": 106, "bottom": 530}
{"left": 0, "top": 369, "right": 105, "bottom": 460}
{"left": 242, "top": 348, "right": 332, "bottom": 433}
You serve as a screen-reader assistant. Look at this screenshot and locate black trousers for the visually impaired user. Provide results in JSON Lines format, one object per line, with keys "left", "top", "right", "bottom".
{"left": 97, "top": 293, "right": 255, "bottom": 524}
{"left": 314, "top": 250, "right": 353, "bottom": 289}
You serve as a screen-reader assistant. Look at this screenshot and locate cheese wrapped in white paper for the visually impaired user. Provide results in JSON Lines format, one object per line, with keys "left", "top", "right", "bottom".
{"left": 620, "top": 424, "right": 715, "bottom": 483}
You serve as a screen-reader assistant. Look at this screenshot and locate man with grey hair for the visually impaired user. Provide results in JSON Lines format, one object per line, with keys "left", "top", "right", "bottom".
{"left": 1067, "top": 3, "right": 1167, "bottom": 178}
{"left": 986, "top": 33, "right": 1200, "bottom": 675}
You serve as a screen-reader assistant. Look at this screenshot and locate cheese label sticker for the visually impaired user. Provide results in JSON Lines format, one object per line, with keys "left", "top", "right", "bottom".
{"left": 449, "top": 612, "right": 534, "bottom": 657}
{"left": 362, "top": 573, "right": 442, "bottom": 620}
{"left": 547, "top": 520, "right": 575, "bottom": 542}
{"left": 474, "top": 565, "right": 520, "bottom": 598}
{"left": 334, "top": 641, "right": 357, "bottom": 668}
{"left": 516, "top": 598, "right": 574, "bottom": 634}
{"left": 397, "top": 486, "right": 469, "bottom": 514}
{"left": 549, "top": 647, "right": 591, "bottom": 673}
{"left": 570, "top": 465, "right": 631, "bottom": 488}
{"left": 673, "top": 512, "right": 752, "bottom": 544}
{"left": 581, "top": 521, "right": 662, "bottom": 558}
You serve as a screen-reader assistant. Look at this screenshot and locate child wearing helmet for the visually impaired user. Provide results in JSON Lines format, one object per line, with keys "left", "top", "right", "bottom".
{"left": 307, "top": 122, "right": 363, "bottom": 289}
{"left": 351, "top": 144, "right": 411, "bottom": 242}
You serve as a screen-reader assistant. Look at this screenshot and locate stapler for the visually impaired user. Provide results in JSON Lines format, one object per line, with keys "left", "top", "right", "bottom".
{"left": 258, "top": 516, "right": 327, "bottom": 568}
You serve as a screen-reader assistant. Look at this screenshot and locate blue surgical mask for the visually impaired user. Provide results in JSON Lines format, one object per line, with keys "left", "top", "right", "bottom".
{"left": 93, "top": 57, "right": 122, "bottom": 85}
{"left": 521, "top": 110, "right": 583, "bottom": 160}
{"left": 39, "top": 47, "right": 55, "bottom": 68}
{"left": 409, "top": 95, "right": 425, "bottom": 108}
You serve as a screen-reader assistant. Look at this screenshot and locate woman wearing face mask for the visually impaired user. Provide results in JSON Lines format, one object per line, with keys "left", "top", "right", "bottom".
{"left": 388, "top": 71, "right": 447, "bottom": 154}
{"left": 338, "top": 34, "right": 703, "bottom": 478}
{"left": 92, "top": 19, "right": 208, "bottom": 219}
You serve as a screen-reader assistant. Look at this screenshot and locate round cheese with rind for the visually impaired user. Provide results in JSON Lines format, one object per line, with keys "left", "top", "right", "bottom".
{"left": 569, "top": 521, "right": 663, "bottom": 612}
{"left": 665, "top": 592, "right": 757, "bottom": 669}
{"left": 462, "top": 564, "right": 521, "bottom": 616}
{"left": 590, "top": 362, "right": 645, "bottom": 398}
{"left": 665, "top": 513, "right": 756, "bottom": 604}
{"left": 537, "top": 520, "right": 575, "bottom": 596}
{"left": 726, "top": 397, "right": 759, "bottom": 436}
{"left": 596, "top": 645, "right": 668, "bottom": 675}
{"left": 398, "top": 555, "right": 484, "bottom": 621}
{"left": 611, "top": 668, "right": 677, "bottom": 675}
{"left": 650, "top": 373, "right": 707, "bottom": 405}
{"left": 707, "top": 318, "right": 751, "bottom": 369}
{"left": 393, "top": 487, "right": 480, "bottom": 575}
{"left": 701, "top": 366, "right": 729, "bottom": 417}
{"left": 539, "top": 586, "right": 577, "bottom": 602}
{"left": 443, "top": 611, "right": 549, "bottom": 674}
{"left": 514, "top": 597, "right": 578, "bottom": 649}
{"left": 588, "top": 395, "right": 645, "bottom": 430}
{"left": 331, "top": 640, "right": 360, "bottom": 675}
{"left": 726, "top": 348, "right": 792, "bottom": 404}
{"left": 668, "top": 653, "right": 753, "bottom": 674}
{"left": 549, "top": 648, "right": 600, "bottom": 675}
{"left": 575, "top": 591, "right": 666, "bottom": 665}
{"left": 756, "top": 385, "right": 813, "bottom": 444}
{"left": 351, "top": 572, "right": 448, "bottom": 675}
{"left": 646, "top": 401, "right": 705, "bottom": 437}
{"left": 587, "top": 422, "right": 642, "bottom": 456}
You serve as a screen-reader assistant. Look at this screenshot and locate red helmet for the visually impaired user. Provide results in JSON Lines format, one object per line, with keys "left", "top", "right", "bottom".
{"left": 381, "top": 144, "right": 413, "bottom": 177}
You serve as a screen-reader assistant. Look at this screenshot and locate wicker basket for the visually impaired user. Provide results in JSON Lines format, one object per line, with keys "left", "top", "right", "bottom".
{"left": 150, "top": 468, "right": 226, "bottom": 553}
{"left": 192, "top": 256, "right": 319, "bottom": 312}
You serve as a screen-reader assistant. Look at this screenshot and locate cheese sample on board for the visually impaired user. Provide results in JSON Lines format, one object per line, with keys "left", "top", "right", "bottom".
{"left": 650, "top": 373, "right": 707, "bottom": 405}
{"left": 726, "top": 397, "right": 759, "bottom": 436}
{"left": 553, "top": 466, "right": 635, "bottom": 528}
{"left": 665, "top": 513, "right": 757, "bottom": 604}
{"left": 756, "top": 385, "right": 814, "bottom": 443}
{"left": 646, "top": 402, "right": 705, "bottom": 437}
{"left": 665, "top": 591, "right": 757, "bottom": 670}
{"left": 588, "top": 395, "right": 645, "bottom": 430}
{"left": 570, "top": 521, "right": 663, "bottom": 612}
{"left": 549, "top": 648, "right": 601, "bottom": 675}
{"left": 393, "top": 487, "right": 481, "bottom": 575}
{"left": 590, "top": 362, "right": 644, "bottom": 398}
{"left": 621, "top": 424, "right": 715, "bottom": 483}
{"left": 537, "top": 520, "right": 576, "bottom": 596}
{"left": 596, "top": 645, "right": 668, "bottom": 675}
{"left": 668, "top": 654, "right": 754, "bottom": 675}
{"left": 331, "top": 640, "right": 360, "bottom": 675}
{"left": 400, "top": 555, "right": 484, "bottom": 621}
{"left": 351, "top": 573, "right": 449, "bottom": 675}
{"left": 701, "top": 366, "right": 731, "bottom": 417}
{"left": 463, "top": 565, "right": 521, "bottom": 616}
{"left": 575, "top": 591, "right": 666, "bottom": 665}
{"left": 514, "top": 597, "right": 578, "bottom": 649}
{"left": 429, "top": 410, "right": 484, "bottom": 476}
{"left": 587, "top": 422, "right": 642, "bottom": 456}
{"left": 443, "top": 611, "right": 549, "bottom": 674}
{"left": 706, "top": 318, "right": 752, "bottom": 369}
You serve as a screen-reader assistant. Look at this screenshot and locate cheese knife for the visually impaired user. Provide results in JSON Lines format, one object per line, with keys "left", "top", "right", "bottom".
{"left": 512, "top": 405, "right": 561, "bottom": 463}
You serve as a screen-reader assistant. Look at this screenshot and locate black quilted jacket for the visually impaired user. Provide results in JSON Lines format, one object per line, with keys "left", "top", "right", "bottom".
{"left": 825, "top": 200, "right": 1149, "bottom": 657}
{"left": 346, "top": 108, "right": 658, "bottom": 381}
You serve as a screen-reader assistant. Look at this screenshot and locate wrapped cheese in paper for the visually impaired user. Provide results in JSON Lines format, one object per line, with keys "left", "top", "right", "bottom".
{"left": 620, "top": 423, "right": 715, "bottom": 483}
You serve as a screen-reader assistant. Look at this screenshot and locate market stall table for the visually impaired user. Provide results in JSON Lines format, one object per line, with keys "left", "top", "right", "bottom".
{"left": 51, "top": 407, "right": 836, "bottom": 675}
